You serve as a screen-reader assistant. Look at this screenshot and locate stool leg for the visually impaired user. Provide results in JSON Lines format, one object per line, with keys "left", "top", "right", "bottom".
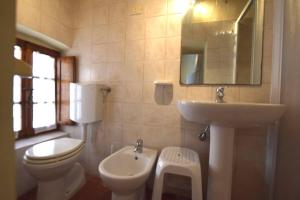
{"left": 152, "top": 172, "right": 164, "bottom": 200}
{"left": 192, "top": 176, "right": 203, "bottom": 200}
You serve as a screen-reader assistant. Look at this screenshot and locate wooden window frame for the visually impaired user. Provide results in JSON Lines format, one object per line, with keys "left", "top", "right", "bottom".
{"left": 15, "top": 39, "right": 60, "bottom": 139}
{"left": 56, "top": 56, "right": 77, "bottom": 126}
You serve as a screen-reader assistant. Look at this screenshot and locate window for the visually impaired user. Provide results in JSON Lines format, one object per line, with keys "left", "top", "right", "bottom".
{"left": 14, "top": 45, "right": 22, "bottom": 59}
{"left": 13, "top": 74, "right": 21, "bottom": 132}
{"left": 13, "top": 39, "right": 76, "bottom": 139}
{"left": 13, "top": 45, "right": 22, "bottom": 133}
{"left": 32, "top": 52, "right": 56, "bottom": 132}
{"left": 13, "top": 46, "right": 22, "bottom": 133}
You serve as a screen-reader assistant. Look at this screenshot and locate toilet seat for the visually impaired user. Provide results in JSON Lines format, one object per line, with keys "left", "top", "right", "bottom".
{"left": 24, "top": 138, "right": 84, "bottom": 165}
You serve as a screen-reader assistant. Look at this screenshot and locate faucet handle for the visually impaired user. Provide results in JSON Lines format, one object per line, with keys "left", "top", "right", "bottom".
{"left": 216, "top": 87, "right": 225, "bottom": 103}
{"left": 216, "top": 87, "right": 224, "bottom": 94}
{"left": 136, "top": 139, "right": 143, "bottom": 146}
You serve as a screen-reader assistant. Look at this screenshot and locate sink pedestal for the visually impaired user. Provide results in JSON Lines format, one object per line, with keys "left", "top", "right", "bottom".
{"left": 207, "top": 125, "right": 235, "bottom": 200}
{"left": 176, "top": 100, "right": 286, "bottom": 200}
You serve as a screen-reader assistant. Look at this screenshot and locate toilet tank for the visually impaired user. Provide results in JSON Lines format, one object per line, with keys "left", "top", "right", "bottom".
{"left": 70, "top": 83, "right": 105, "bottom": 124}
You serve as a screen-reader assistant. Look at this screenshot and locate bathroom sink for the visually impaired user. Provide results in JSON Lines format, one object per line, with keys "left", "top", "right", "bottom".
{"left": 177, "top": 100, "right": 286, "bottom": 128}
{"left": 176, "top": 100, "right": 286, "bottom": 200}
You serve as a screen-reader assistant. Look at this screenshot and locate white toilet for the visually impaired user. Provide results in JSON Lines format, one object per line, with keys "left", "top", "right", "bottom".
{"left": 23, "top": 83, "right": 109, "bottom": 200}
{"left": 23, "top": 138, "right": 86, "bottom": 200}
{"left": 99, "top": 145, "right": 157, "bottom": 200}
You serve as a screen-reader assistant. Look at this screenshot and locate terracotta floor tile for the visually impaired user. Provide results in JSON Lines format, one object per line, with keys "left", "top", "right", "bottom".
{"left": 18, "top": 175, "right": 190, "bottom": 200}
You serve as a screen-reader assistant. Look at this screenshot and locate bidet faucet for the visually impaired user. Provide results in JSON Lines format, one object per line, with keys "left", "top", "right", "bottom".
{"left": 216, "top": 87, "right": 225, "bottom": 103}
{"left": 134, "top": 139, "right": 143, "bottom": 153}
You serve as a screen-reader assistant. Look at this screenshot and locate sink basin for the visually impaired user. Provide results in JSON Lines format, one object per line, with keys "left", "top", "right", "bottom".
{"left": 177, "top": 100, "right": 286, "bottom": 127}
{"left": 176, "top": 100, "right": 286, "bottom": 200}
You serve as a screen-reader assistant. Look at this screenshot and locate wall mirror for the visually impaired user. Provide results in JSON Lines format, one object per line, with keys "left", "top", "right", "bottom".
{"left": 180, "top": 0, "right": 264, "bottom": 85}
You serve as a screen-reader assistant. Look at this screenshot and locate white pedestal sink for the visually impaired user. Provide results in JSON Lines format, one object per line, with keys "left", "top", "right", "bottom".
{"left": 177, "top": 100, "right": 286, "bottom": 200}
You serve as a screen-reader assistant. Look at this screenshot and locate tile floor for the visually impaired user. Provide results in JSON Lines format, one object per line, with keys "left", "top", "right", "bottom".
{"left": 18, "top": 176, "right": 190, "bottom": 200}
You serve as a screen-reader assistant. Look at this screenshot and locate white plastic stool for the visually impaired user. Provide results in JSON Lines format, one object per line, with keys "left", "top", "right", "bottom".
{"left": 152, "top": 147, "right": 203, "bottom": 200}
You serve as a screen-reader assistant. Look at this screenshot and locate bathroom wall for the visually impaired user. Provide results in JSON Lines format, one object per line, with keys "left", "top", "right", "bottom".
{"left": 275, "top": 1, "right": 300, "bottom": 199}
{"left": 63, "top": 0, "right": 274, "bottom": 199}
{"left": 16, "top": 0, "right": 74, "bottom": 47}
{"left": 0, "top": 0, "right": 17, "bottom": 199}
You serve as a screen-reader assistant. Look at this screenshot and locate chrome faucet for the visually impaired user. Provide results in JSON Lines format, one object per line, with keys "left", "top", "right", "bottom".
{"left": 134, "top": 139, "right": 143, "bottom": 153}
{"left": 216, "top": 87, "right": 225, "bottom": 103}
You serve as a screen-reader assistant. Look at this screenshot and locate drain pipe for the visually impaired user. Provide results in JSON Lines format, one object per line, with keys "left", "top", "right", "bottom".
{"left": 199, "top": 125, "right": 210, "bottom": 141}
{"left": 81, "top": 123, "right": 88, "bottom": 143}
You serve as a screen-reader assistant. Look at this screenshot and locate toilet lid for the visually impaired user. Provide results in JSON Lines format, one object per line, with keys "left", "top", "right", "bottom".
{"left": 25, "top": 138, "right": 83, "bottom": 160}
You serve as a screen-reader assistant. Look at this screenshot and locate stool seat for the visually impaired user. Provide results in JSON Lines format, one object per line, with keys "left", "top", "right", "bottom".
{"left": 152, "top": 147, "right": 203, "bottom": 200}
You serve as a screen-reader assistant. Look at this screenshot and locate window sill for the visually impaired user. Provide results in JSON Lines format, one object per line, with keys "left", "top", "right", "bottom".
{"left": 15, "top": 131, "right": 69, "bottom": 150}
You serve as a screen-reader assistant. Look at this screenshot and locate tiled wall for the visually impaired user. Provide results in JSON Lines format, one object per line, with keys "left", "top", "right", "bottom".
{"left": 63, "top": 0, "right": 274, "bottom": 199}
{"left": 16, "top": 0, "right": 274, "bottom": 198}
{"left": 16, "top": 0, "right": 74, "bottom": 47}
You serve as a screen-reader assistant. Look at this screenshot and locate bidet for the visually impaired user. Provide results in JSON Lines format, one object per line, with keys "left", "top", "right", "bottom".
{"left": 99, "top": 146, "right": 157, "bottom": 200}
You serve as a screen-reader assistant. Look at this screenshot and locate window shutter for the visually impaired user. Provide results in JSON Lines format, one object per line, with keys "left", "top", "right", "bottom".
{"left": 56, "top": 56, "right": 76, "bottom": 126}
{"left": 19, "top": 47, "right": 34, "bottom": 138}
